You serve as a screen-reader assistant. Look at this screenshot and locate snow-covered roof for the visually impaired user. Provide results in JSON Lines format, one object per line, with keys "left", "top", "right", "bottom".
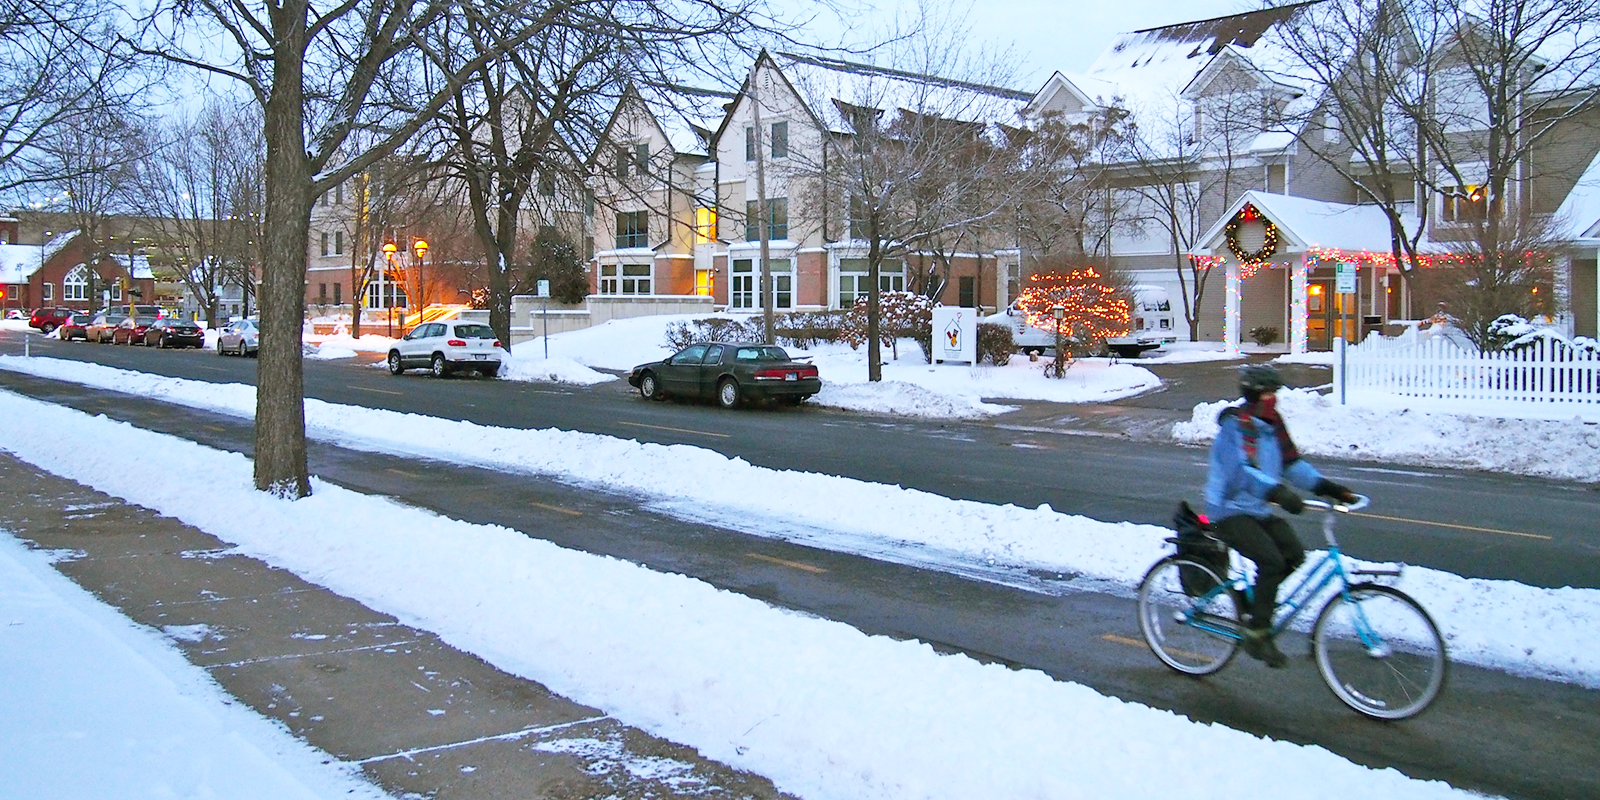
{"left": 110, "top": 252, "right": 154, "bottom": 280}
{"left": 0, "top": 230, "right": 75, "bottom": 284}
{"left": 1555, "top": 147, "right": 1600, "bottom": 241}
{"left": 1085, "top": 3, "right": 1327, "bottom": 157}
{"left": 1199, "top": 190, "right": 1418, "bottom": 254}
{"left": 774, "top": 51, "right": 1032, "bottom": 134}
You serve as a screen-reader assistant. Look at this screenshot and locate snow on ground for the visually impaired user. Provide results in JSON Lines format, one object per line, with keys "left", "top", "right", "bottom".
{"left": 0, "top": 390, "right": 1478, "bottom": 800}
{"left": 1137, "top": 341, "right": 1249, "bottom": 364}
{"left": 1, "top": 355, "right": 1594, "bottom": 689}
{"left": 302, "top": 333, "right": 398, "bottom": 356}
{"left": 1174, "top": 387, "right": 1600, "bottom": 484}
{"left": 517, "top": 313, "right": 1160, "bottom": 417}
{"left": 1275, "top": 351, "right": 1336, "bottom": 366}
{"left": 0, "top": 319, "right": 34, "bottom": 333}
{"left": 0, "top": 533, "right": 391, "bottom": 800}
{"left": 500, "top": 349, "right": 617, "bottom": 386}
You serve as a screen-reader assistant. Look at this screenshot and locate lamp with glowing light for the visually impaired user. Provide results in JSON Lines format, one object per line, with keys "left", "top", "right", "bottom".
{"left": 412, "top": 239, "right": 428, "bottom": 312}
{"left": 381, "top": 241, "right": 398, "bottom": 336}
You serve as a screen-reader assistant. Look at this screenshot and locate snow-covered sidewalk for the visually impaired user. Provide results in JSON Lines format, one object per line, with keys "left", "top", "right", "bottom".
{"left": 0, "top": 389, "right": 1475, "bottom": 800}
{"left": 0, "top": 534, "right": 389, "bottom": 800}
{"left": 1, "top": 355, "right": 1595, "bottom": 690}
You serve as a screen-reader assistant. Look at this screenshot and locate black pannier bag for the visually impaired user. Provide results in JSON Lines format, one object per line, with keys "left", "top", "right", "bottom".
{"left": 1171, "top": 501, "right": 1229, "bottom": 597}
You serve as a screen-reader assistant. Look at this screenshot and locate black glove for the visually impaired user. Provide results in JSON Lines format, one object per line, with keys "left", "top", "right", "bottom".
{"left": 1267, "top": 484, "right": 1305, "bottom": 515}
{"left": 1314, "top": 479, "right": 1357, "bottom": 503}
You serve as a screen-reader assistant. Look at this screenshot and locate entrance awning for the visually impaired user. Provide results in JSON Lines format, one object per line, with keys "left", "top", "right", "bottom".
{"left": 1197, "top": 190, "right": 1419, "bottom": 257}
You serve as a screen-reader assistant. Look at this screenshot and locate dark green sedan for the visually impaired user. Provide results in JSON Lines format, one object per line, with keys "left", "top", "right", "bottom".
{"left": 628, "top": 342, "right": 822, "bottom": 408}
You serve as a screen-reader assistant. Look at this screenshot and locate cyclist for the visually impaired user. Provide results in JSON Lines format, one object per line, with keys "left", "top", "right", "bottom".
{"left": 1204, "top": 364, "right": 1356, "bottom": 667}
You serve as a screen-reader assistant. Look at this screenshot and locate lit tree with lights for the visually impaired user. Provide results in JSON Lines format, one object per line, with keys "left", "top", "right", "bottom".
{"left": 1014, "top": 265, "right": 1131, "bottom": 376}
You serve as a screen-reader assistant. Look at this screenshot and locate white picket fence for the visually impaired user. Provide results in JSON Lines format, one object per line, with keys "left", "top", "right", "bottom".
{"left": 1333, "top": 332, "right": 1600, "bottom": 406}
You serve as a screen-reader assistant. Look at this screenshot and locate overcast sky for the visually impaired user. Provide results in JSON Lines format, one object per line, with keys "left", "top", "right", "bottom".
{"left": 799, "top": 0, "right": 1248, "bottom": 89}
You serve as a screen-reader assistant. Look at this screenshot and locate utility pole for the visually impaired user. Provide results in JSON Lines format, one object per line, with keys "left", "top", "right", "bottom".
{"left": 749, "top": 56, "right": 774, "bottom": 343}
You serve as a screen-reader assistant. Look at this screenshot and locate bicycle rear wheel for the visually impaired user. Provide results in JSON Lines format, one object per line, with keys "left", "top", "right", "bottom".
{"left": 1313, "top": 584, "right": 1447, "bottom": 720}
{"left": 1137, "top": 556, "right": 1241, "bottom": 676}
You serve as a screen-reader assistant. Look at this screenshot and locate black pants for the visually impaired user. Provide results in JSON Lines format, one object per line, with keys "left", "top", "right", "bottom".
{"left": 1213, "top": 514, "right": 1304, "bottom": 629}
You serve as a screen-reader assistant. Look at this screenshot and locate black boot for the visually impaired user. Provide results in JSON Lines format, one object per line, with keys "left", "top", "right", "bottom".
{"left": 1241, "top": 628, "right": 1288, "bottom": 668}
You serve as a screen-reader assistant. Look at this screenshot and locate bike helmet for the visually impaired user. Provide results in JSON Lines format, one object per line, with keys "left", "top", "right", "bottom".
{"left": 1239, "top": 364, "right": 1284, "bottom": 399}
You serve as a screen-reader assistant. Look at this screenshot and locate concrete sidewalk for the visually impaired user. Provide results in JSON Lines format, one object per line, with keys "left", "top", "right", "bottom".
{"left": 0, "top": 452, "right": 788, "bottom": 799}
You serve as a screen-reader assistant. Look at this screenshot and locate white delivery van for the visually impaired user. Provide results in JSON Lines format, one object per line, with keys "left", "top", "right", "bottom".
{"left": 982, "top": 285, "right": 1177, "bottom": 358}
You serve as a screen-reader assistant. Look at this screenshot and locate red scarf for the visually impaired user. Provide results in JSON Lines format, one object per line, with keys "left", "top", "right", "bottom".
{"left": 1237, "top": 395, "right": 1300, "bottom": 467}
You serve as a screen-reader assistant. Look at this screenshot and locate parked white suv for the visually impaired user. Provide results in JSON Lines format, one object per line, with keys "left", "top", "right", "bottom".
{"left": 387, "top": 321, "right": 502, "bottom": 378}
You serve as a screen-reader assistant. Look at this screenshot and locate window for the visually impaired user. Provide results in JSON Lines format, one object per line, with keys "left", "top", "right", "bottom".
{"left": 731, "top": 259, "right": 755, "bottom": 308}
{"left": 333, "top": 283, "right": 342, "bottom": 305}
{"left": 585, "top": 189, "right": 595, "bottom": 216}
{"left": 634, "top": 143, "right": 649, "bottom": 175}
{"left": 744, "top": 198, "right": 788, "bottom": 241}
{"left": 334, "top": 231, "right": 344, "bottom": 255}
{"left": 1267, "top": 164, "right": 1286, "bottom": 194}
{"left": 598, "top": 263, "right": 652, "bottom": 295}
{"left": 848, "top": 195, "right": 869, "bottom": 240}
{"left": 615, "top": 148, "right": 630, "bottom": 179}
{"left": 745, "top": 126, "right": 756, "bottom": 161}
{"left": 63, "top": 266, "right": 88, "bottom": 301}
{"left": 318, "top": 283, "right": 327, "bottom": 303}
{"left": 769, "top": 258, "right": 793, "bottom": 309}
{"left": 615, "top": 211, "right": 649, "bottom": 248}
{"left": 334, "top": 182, "right": 344, "bottom": 205}
{"left": 320, "top": 232, "right": 330, "bottom": 257}
{"left": 42, "top": 282, "right": 53, "bottom": 301}
{"left": 694, "top": 207, "right": 717, "bottom": 243}
{"left": 539, "top": 172, "right": 556, "bottom": 197}
{"left": 1441, "top": 185, "right": 1487, "bottom": 222}
{"left": 367, "top": 281, "right": 407, "bottom": 308}
{"left": 771, "top": 121, "right": 788, "bottom": 158}
{"left": 671, "top": 344, "right": 708, "bottom": 365}
{"left": 958, "top": 276, "right": 975, "bottom": 308}
{"left": 838, "top": 257, "right": 905, "bottom": 308}
{"left": 112, "top": 283, "right": 122, "bottom": 301}
{"left": 694, "top": 269, "right": 713, "bottom": 296}
{"left": 704, "top": 344, "right": 723, "bottom": 364}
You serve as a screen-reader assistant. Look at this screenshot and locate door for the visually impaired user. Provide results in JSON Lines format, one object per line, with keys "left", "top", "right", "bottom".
{"left": 660, "top": 344, "right": 708, "bottom": 394}
{"left": 1307, "top": 281, "right": 1332, "bottom": 350}
{"left": 695, "top": 345, "right": 725, "bottom": 398}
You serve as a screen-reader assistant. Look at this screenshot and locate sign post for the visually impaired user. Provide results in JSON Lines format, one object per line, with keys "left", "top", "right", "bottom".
{"left": 537, "top": 279, "right": 551, "bottom": 359}
{"left": 1336, "top": 262, "right": 1357, "bottom": 343}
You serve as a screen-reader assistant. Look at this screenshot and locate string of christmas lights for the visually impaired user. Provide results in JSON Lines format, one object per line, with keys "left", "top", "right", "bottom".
{"left": 1225, "top": 204, "right": 1279, "bottom": 264}
{"left": 1015, "top": 267, "right": 1132, "bottom": 339}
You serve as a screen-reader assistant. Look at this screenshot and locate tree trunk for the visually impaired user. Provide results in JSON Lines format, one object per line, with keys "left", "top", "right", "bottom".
{"left": 253, "top": 15, "right": 312, "bottom": 499}
{"left": 866, "top": 215, "right": 882, "bottom": 382}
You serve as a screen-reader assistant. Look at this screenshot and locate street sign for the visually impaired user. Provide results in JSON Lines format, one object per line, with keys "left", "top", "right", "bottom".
{"left": 1336, "top": 262, "right": 1357, "bottom": 294}
{"left": 536, "top": 279, "right": 550, "bottom": 298}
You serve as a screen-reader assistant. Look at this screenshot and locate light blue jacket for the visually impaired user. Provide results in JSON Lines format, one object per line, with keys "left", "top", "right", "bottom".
{"left": 1205, "top": 410, "right": 1323, "bottom": 520}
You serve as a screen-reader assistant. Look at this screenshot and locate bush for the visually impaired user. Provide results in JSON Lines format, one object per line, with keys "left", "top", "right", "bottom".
{"left": 664, "top": 313, "right": 848, "bottom": 351}
{"left": 1249, "top": 325, "right": 1280, "bottom": 346}
{"left": 773, "top": 310, "right": 845, "bottom": 350}
{"left": 976, "top": 322, "right": 1013, "bottom": 366}
{"left": 839, "top": 291, "right": 934, "bottom": 361}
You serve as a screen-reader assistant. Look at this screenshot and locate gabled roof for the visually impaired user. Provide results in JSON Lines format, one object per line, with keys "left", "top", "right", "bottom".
{"left": 1085, "top": 3, "right": 1327, "bottom": 157}
{"left": 777, "top": 51, "right": 1031, "bottom": 133}
{"left": 1022, "top": 71, "right": 1119, "bottom": 118}
{"left": 1198, "top": 190, "right": 1418, "bottom": 254}
{"left": 109, "top": 252, "right": 154, "bottom": 280}
{"left": 1555, "top": 147, "right": 1600, "bottom": 241}
{"left": 0, "top": 230, "right": 75, "bottom": 284}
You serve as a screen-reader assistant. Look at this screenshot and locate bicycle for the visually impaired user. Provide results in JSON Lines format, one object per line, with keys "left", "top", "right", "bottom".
{"left": 1136, "top": 495, "right": 1448, "bottom": 720}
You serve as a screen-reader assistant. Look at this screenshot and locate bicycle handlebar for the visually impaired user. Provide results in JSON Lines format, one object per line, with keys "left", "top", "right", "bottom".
{"left": 1303, "top": 493, "right": 1371, "bottom": 513}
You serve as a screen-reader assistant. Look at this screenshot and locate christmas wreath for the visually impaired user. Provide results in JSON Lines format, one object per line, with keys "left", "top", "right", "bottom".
{"left": 1225, "top": 204, "right": 1278, "bottom": 264}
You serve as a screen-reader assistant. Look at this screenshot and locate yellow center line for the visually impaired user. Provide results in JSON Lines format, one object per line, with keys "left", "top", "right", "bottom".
{"left": 615, "top": 420, "right": 729, "bottom": 439}
{"left": 386, "top": 468, "right": 419, "bottom": 478}
{"left": 1350, "top": 511, "right": 1552, "bottom": 541}
{"left": 528, "top": 500, "right": 583, "bottom": 517}
{"left": 746, "top": 552, "right": 827, "bottom": 574}
{"left": 1102, "top": 632, "right": 1214, "bottom": 662}
{"left": 349, "top": 385, "right": 403, "bottom": 396}
{"left": 204, "top": 425, "right": 228, "bottom": 433}
{"left": 1101, "top": 633, "right": 1147, "bottom": 648}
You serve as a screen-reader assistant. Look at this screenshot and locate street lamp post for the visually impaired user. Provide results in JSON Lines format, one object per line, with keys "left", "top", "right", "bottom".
{"left": 381, "top": 240, "right": 398, "bottom": 337}
{"left": 412, "top": 239, "right": 428, "bottom": 320}
{"left": 1051, "top": 304, "right": 1066, "bottom": 379}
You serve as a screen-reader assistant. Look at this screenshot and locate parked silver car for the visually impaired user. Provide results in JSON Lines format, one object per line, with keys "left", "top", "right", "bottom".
{"left": 386, "top": 321, "right": 502, "bottom": 377}
{"left": 216, "top": 318, "right": 259, "bottom": 357}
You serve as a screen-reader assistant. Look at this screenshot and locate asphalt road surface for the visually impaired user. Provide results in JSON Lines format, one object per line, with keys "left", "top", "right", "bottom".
{"left": 3, "top": 329, "right": 1595, "bottom": 592}
{"left": 0, "top": 367, "right": 1593, "bottom": 800}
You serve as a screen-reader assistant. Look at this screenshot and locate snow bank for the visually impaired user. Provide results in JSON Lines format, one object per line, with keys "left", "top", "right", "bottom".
{"left": 2, "top": 355, "right": 1596, "bottom": 689}
{"left": 0, "top": 390, "right": 1477, "bottom": 800}
{"left": 1174, "top": 387, "right": 1600, "bottom": 483}
{"left": 500, "top": 350, "right": 616, "bottom": 386}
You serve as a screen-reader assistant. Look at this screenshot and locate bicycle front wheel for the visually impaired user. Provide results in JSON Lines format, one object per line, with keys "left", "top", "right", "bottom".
{"left": 1313, "top": 584, "right": 1447, "bottom": 720}
{"left": 1137, "top": 556, "right": 1241, "bottom": 676}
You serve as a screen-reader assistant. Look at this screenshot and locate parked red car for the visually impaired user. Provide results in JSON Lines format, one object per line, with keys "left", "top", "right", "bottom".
{"left": 143, "top": 318, "right": 205, "bottom": 348}
{"left": 29, "top": 307, "right": 75, "bottom": 333}
{"left": 58, "top": 314, "right": 93, "bottom": 341}
{"left": 111, "top": 316, "right": 158, "bottom": 345}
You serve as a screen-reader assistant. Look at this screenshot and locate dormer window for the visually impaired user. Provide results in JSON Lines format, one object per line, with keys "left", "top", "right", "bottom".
{"left": 1441, "top": 185, "right": 1487, "bottom": 222}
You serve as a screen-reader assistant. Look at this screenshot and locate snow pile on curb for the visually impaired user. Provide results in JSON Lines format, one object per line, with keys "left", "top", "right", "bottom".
{"left": 0, "top": 390, "right": 1481, "bottom": 799}
{"left": 2, "top": 355, "right": 1597, "bottom": 689}
{"left": 1173, "top": 387, "right": 1600, "bottom": 483}
{"left": 813, "top": 379, "right": 1015, "bottom": 417}
{"left": 500, "top": 352, "right": 616, "bottom": 385}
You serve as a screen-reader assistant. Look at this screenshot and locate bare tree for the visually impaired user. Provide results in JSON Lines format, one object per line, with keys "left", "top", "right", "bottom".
{"left": 0, "top": 0, "right": 140, "bottom": 194}
{"left": 1120, "top": 90, "right": 1259, "bottom": 341}
{"left": 29, "top": 113, "right": 145, "bottom": 303}
{"left": 129, "top": 99, "right": 264, "bottom": 327}
{"left": 1017, "top": 107, "right": 1133, "bottom": 266}
{"left": 132, "top": 0, "right": 644, "bottom": 497}
{"left": 783, "top": 31, "right": 1040, "bottom": 380}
